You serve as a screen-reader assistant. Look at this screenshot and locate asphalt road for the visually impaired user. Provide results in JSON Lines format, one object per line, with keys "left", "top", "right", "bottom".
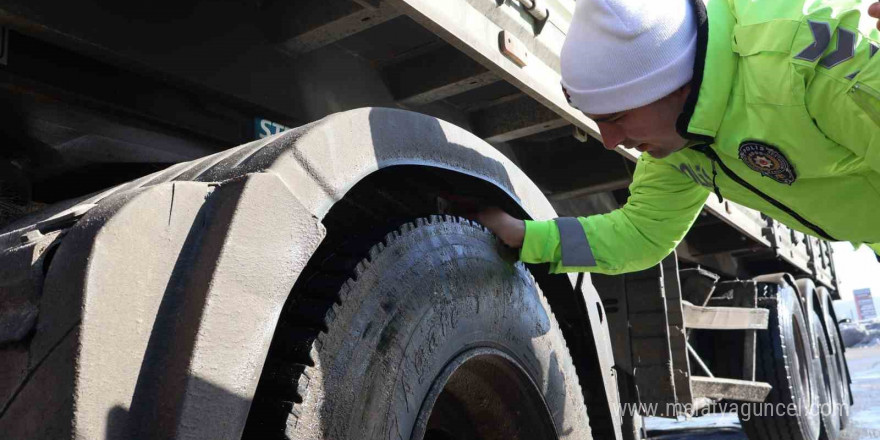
{"left": 644, "top": 344, "right": 880, "bottom": 440}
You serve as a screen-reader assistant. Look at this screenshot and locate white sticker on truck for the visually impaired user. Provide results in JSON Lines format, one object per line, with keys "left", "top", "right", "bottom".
{"left": 254, "top": 118, "right": 289, "bottom": 139}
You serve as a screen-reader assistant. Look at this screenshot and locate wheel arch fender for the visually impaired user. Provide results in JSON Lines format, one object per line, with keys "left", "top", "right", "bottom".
{"left": 795, "top": 277, "right": 829, "bottom": 361}
{"left": 753, "top": 273, "right": 820, "bottom": 359}
{"left": 3, "top": 108, "right": 620, "bottom": 439}
{"left": 816, "top": 285, "right": 854, "bottom": 406}
{"left": 815, "top": 285, "right": 839, "bottom": 353}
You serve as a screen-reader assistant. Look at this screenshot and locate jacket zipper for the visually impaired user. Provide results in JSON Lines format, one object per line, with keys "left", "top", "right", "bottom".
{"left": 692, "top": 145, "right": 837, "bottom": 241}
{"left": 851, "top": 83, "right": 880, "bottom": 127}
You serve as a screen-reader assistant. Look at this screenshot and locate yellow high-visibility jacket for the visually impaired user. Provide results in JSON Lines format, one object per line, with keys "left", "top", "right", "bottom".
{"left": 522, "top": 0, "right": 880, "bottom": 274}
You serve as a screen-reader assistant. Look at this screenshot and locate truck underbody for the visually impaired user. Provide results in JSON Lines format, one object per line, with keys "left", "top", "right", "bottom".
{"left": 0, "top": 1, "right": 852, "bottom": 439}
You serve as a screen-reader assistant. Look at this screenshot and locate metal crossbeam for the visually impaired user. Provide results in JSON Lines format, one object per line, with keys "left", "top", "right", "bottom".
{"left": 383, "top": 45, "right": 500, "bottom": 106}
{"left": 682, "top": 301, "right": 769, "bottom": 330}
{"left": 277, "top": 1, "right": 401, "bottom": 55}
{"left": 471, "top": 95, "right": 567, "bottom": 143}
{"left": 691, "top": 376, "right": 772, "bottom": 403}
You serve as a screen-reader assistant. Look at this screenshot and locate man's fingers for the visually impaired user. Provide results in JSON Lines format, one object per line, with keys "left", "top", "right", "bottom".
{"left": 871, "top": 2, "right": 880, "bottom": 30}
{"left": 438, "top": 194, "right": 477, "bottom": 217}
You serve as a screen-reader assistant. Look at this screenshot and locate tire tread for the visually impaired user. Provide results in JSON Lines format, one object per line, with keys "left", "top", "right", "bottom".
{"left": 739, "top": 293, "right": 816, "bottom": 440}
{"left": 244, "top": 215, "right": 592, "bottom": 439}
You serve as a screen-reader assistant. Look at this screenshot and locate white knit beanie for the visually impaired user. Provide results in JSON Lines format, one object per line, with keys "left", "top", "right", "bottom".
{"left": 560, "top": 0, "right": 697, "bottom": 115}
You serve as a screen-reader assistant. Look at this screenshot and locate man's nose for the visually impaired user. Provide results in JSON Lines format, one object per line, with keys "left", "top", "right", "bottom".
{"left": 598, "top": 123, "right": 625, "bottom": 150}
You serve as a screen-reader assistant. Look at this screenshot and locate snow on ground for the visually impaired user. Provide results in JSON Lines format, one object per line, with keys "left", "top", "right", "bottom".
{"left": 643, "top": 344, "right": 880, "bottom": 439}
{"left": 645, "top": 413, "right": 744, "bottom": 440}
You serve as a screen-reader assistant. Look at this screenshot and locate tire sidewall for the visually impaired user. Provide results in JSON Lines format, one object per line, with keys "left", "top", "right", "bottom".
{"left": 776, "top": 284, "right": 822, "bottom": 440}
{"left": 820, "top": 292, "right": 851, "bottom": 430}
{"left": 810, "top": 310, "right": 840, "bottom": 440}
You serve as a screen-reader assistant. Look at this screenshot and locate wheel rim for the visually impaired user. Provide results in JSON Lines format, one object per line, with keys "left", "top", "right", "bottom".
{"left": 411, "top": 347, "right": 559, "bottom": 440}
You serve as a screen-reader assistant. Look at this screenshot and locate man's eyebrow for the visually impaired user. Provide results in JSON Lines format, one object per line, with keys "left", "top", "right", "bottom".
{"left": 591, "top": 113, "right": 623, "bottom": 123}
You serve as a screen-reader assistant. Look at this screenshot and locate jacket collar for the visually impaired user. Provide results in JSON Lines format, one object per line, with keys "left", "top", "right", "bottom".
{"left": 677, "top": 0, "right": 739, "bottom": 144}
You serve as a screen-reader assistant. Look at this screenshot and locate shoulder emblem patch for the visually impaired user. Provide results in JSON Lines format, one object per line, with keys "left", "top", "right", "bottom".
{"left": 738, "top": 141, "right": 796, "bottom": 185}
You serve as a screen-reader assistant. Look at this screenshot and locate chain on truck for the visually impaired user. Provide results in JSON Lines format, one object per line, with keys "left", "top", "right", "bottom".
{"left": 0, "top": 0, "right": 855, "bottom": 439}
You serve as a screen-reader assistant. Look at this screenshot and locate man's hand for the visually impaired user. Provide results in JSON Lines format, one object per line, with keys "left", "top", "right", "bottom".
{"left": 871, "top": 2, "right": 880, "bottom": 31}
{"left": 473, "top": 207, "right": 526, "bottom": 249}
{"left": 439, "top": 194, "right": 525, "bottom": 248}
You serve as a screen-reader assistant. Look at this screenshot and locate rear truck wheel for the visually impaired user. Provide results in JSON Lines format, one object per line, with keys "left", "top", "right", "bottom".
{"left": 818, "top": 289, "right": 852, "bottom": 431}
{"left": 242, "top": 215, "right": 592, "bottom": 440}
{"left": 809, "top": 311, "right": 840, "bottom": 440}
{"left": 738, "top": 282, "right": 821, "bottom": 440}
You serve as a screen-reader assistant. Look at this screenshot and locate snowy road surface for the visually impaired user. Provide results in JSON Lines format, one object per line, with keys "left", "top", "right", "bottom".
{"left": 644, "top": 344, "right": 880, "bottom": 440}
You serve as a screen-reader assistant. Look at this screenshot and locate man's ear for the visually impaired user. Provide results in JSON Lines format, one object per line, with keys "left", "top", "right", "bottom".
{"left": 663, "top": 82, "right": 692, "bottom": 104}
{"left": 676, "top": 82, "right": 692, "bottom": 98}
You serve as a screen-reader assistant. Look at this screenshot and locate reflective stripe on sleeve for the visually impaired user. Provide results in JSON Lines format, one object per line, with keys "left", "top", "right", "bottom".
{"left": 554, "top": 217, "right": 596, "bottom": 267}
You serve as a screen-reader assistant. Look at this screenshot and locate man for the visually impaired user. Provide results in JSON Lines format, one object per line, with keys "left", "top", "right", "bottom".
{"left": 473, "top": 0, "right": 880, "bottom": 274}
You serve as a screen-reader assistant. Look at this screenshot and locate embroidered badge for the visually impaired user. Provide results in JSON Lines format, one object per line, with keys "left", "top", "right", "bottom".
{"left": 679, "top": 163, "right": 713, "bottom": 188}
{"left": 738, "top": 141, "right": 797, "bottom": 185}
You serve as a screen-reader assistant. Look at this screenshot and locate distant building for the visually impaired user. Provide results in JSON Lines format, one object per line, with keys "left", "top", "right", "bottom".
{"left": 854, "top": 288, "right": 877, "bottom": 321}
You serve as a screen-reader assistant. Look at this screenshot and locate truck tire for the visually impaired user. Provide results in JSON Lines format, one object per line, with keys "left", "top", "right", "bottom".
{"left": 738, "top": 282, "right": 821, "bottom": 440}
{"left": 810, "top": 311, "right": 839, "bottom": 440}
{"left": 243, "top": 215, "right": 592, "bottom": 440}
{"left": 819, "top": 291, "right": 851, "bottom": 430}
